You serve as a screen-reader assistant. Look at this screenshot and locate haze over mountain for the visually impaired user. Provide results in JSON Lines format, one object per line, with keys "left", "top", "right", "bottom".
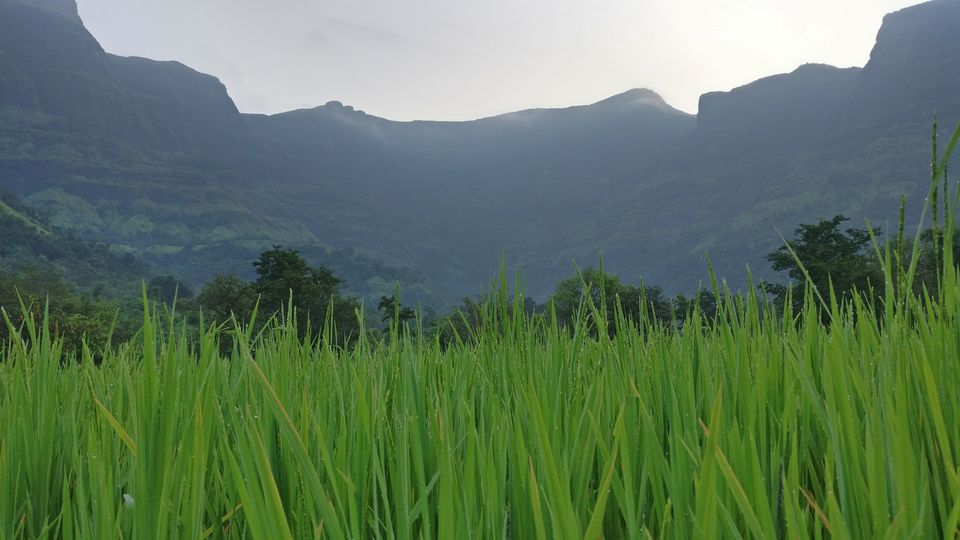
{"left": 75, "top": 0, "right": 918, "bottom": 120}
{"left": 1, "top": 0, "right": 959, "bottom": 305}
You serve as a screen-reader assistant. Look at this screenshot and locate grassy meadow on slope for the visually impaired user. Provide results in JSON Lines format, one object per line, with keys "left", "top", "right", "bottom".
{"left": 1, "top": 122, "right": 959, "bottom": 538}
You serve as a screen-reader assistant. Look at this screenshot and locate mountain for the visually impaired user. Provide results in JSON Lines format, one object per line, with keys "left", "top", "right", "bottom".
{"left": 1, "top": 0, "right": 959, "bottom": 305}
{"left": 697, "top": 64, "right": 861, "bottom": 156}
{"left": 0, "top": 190, "right": 147, "bottom": 294}
{"left": 847, "top": 0, "right": 960, "bottom": 130}
{"left": 0, "top": 0, "right": 135, "bottom": 136}
{"left": 6, "top": 0, "right": 79, "bottom": 21}
{"left": 245, "top": 88, "right": 696, "bottom": 295}
{"left": 0, "top": 0, "right": 315, "bottom": 277}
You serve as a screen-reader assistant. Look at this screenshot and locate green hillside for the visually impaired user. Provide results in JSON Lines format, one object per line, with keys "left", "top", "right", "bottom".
{"left": 0, "top": 191, "right": 147, "bottom": 295}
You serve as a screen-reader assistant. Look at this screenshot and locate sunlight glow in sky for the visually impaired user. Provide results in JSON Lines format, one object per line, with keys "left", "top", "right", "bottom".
{"left": 78, "top": 0, "right": 920, "bottom": 120}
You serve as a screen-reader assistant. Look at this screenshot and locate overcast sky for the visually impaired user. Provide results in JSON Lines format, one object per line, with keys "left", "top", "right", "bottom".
{"left": 77, "top": 0, "right": 920, "bottom": 121}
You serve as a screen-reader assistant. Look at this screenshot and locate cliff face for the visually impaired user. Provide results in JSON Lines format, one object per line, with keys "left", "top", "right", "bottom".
{"left": 0, "top": 0, "right": 135, "bottom": 135}
{"left": 846, "top": 0, "right": 960, "bottom": 128}
{"left": 0, "top": 0, "right": 250, "bottom": 155}
{"left": 108, "top": 56, "right": 251, "bottom": 155}
{"left": 697, "top": 64, "right": 860, "bottom": 155}
{"left": 694, "top": 0, "right": 960, "bottom": 154}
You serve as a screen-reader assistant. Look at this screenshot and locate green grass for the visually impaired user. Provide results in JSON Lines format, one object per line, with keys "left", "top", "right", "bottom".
{"left": 0, "top": 256, "right": 957, "bottom": 538}
{"left": 1, "top": 125, "right": 959, "bottom": 538}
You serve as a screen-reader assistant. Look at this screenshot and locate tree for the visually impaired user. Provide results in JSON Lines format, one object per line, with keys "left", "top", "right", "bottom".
{"left": 549, "top": 268, "right": 674, "bottom": 335}
{"left": 673, "top": 287, "right": 719, "bottom": 328}
{"left": 377, "top": 295, "right": 416, "bottom": 326}
{"left": 253, "top": 247, "right": 340, "bottom": 316}
{"left": 196, "top": 248, "right": 360, "bottom": 342}
{"left": 197, "top": 274, "right": 255, "bottom": 323}
{"left": 0, "top": 265, "right": 133, "bottom": 357}
{"left": 912, "top": 227, "right": 960, "bottom": 298}
{"left": 330, "top": 296, "right": 363, "bottom": 342}
{"left": 428, "top": 296, "right": 490, "bottom": 347}
{"left": 146, "top": 275, "right": 194, "bottom": 305}
{"left": 767, "top": 215, "right": 882, "bottom": 315}
{"left": 252, "top": 247, "right": 361, "bottom": 339}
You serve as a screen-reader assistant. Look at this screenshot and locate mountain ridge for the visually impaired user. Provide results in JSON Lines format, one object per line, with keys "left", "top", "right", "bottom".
{"left": 3, "top": 0, "right": 80, "bottom": 22}
{"left": 1, "top": 0, "right": 958, "bottom": 306}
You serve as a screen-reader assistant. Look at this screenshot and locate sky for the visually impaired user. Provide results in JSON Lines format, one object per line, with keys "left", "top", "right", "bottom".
{"left": 77, "top": 0, "right": 920, "bottom": 121}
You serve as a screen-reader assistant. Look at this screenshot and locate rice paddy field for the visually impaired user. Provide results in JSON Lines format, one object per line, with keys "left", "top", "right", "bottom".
{"left": 0, "top": 264, "right": 957, "bottom": 539}
{"left": 1, "top": 134, "right": 959, "bottom": 538}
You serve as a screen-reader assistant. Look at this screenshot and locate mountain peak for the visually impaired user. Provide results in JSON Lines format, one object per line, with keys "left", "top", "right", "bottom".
{"left": 867, "top": 0, "right": 960, "bottom": 67}
{"left": 790, "top": 62, "right": 846, "bottom": 75}
{"left": 323, "top": 101, "right": 355, "bottom": 112}
{"left": 847, "top": 0, "right": 960, "bottom": 127}
{"left": 593, "top": 88, "right": 667, "bottom": 107}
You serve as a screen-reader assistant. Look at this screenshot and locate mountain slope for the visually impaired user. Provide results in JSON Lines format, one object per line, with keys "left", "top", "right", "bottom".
{"left": 244, "top": 88, "right": 696, "bottom": 294}
{"left": 0, "top": 191, "right": 147, "bottom": 294}
{"left": 0, "top": 0, "right": 319, "bottom": 278}
{"left": 847, "top": 0, "right": 960, "bottom": 130}
{"left": 697, "top": 64, "right": 860, "bottom": 157}
{"left": 1, "top": 0, "right": 959, "bottom": 304}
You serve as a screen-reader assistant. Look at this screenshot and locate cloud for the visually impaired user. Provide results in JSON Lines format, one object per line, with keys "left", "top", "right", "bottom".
{"left": 324, "top": 18, "right": 416, "bottom": 47}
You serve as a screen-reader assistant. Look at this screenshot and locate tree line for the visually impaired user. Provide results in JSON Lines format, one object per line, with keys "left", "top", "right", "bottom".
{"left": 2, "top": 215, "right": 958, "bottom": 355}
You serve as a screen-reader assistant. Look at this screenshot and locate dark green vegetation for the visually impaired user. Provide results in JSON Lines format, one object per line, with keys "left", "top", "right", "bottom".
{"left": 4, "top": 197, "right": 955, "bottom": 357}
{"left": 2, "top": 142, "right": 959, "bottom": 536}
{"left": 766, "top": 215, "right": 883, "bottom": 317}
{"left": 0, "top": 190, "right": 145, "bottom": 293}
{"left": 2, "top": 0, "right": 959, "bottom": 305}
{"left": 2, "top": 0, "right": 960, "bottom": 535}
{"left": 0, "top": 192, "right": 367, "bottom": 351}
{"left": 196, "top": 246, "right": 363, "bottom": 341}
{"left": 0, "top": 190, "right": 148, "bottom": 351}
{"left": 0, "top": 209, "right": 920, "bottom": 354}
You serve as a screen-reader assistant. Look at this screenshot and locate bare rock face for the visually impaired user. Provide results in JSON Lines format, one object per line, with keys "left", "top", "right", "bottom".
{"left": 0, "top": 0, "right": 249, "bottom": 155}
{"left": 0, "top": 0, "right": 130, "bottom": 133}
{"left": 697, "top": 64, "right": 860, "bottom": 154}
{"left": 107, "top": 55, "right": 249, "bottom": 154}
{"left": 847, "top": 0, "right": 960, "bottom": 128}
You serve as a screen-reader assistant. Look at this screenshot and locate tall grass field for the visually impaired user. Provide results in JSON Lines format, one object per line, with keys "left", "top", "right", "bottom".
{"left": 2, "top": 125, "right": 960, "bottom": 538}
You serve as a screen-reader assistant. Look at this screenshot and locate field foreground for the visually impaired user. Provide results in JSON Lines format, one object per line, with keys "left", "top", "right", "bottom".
{"left": 1, "top": 274, "right": 959, "bottom": 540}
